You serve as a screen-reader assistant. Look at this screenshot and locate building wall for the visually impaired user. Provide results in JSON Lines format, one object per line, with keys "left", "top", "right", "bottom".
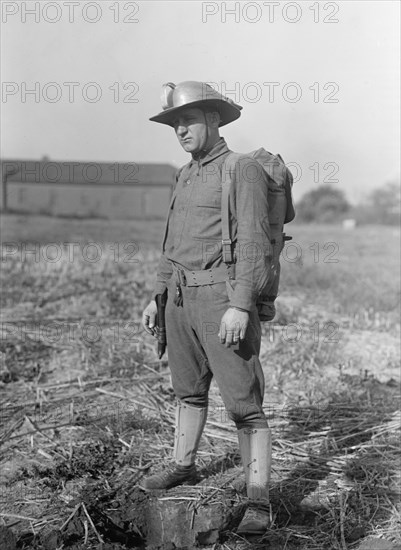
{"left": 1, "top": 160, "right": 176, "bottom": 219}
{"left": 2, "top": 182, "right": 172, "bottom": 219}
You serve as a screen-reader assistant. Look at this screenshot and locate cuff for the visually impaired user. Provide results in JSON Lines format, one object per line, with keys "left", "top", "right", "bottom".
{"left": 229, "top": 284, "right": 256, "bottom": 312}
{"left": 152, "top": 281, "right": 168, "bottom": 301}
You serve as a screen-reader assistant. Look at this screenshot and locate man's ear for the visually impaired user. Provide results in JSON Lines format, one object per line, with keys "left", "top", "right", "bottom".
{"left": 205, "top": 111, "right": 221, "bottom": 128}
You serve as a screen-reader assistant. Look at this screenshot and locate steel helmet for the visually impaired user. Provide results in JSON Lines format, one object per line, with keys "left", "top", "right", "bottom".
{"left": 149, "top": 81, "right": 243, "bottom": 127}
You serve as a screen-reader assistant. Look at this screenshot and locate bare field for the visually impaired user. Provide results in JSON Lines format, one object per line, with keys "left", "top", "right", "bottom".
{"left": 0, "top": 213, "right": 400, "bottom": 549}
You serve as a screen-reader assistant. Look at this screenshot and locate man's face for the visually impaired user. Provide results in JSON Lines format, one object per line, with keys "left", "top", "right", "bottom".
{"left": 172, "top": 107, "right": 209, "bottom": 153}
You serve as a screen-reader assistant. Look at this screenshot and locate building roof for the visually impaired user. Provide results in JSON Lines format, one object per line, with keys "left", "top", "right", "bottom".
{"left": 1, "top": 159, "right": 177, "bottom": 186}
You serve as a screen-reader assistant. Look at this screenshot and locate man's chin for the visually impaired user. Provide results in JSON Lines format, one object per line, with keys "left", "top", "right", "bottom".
{"left": 180, "top": 141, "right": 199, "bottom": 153}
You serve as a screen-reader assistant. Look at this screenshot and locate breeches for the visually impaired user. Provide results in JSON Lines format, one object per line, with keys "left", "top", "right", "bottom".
{"left": 165, "top": 278, "right": 268, "bottom": 429}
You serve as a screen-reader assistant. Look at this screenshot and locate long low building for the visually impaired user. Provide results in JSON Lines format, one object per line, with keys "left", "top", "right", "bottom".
{"left": 1, "top": 159, "right": 177, "bottom": 219}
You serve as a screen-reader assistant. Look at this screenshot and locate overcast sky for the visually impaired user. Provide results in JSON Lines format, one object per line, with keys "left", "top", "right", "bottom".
{"left": 1, "top": 0, "right": 400, "bottom": 202}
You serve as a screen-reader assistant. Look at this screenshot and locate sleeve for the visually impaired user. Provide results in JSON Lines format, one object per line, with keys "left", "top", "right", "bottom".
{"left": 228, "top": 156, "right": 272, "bottom": 311}
{"left": 152, "top": 253, "right": 173, "bottom": 300}
{"left": 152, "top": 165, "right": 184, "bottom": 300}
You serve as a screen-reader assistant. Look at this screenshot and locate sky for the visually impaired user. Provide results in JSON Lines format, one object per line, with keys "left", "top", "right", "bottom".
{"left": 1, "top": 0, "right": 400, "bottom": 203}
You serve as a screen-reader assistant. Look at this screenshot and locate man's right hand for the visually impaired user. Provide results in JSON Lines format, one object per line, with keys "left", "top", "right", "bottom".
{"left": 142, "top": 300, "right": 157, "bottom": 336}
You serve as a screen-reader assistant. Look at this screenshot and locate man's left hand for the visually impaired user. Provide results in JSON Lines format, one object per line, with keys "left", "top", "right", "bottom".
{"left": 219, "top": 307, "right": 249, "bottom": 347}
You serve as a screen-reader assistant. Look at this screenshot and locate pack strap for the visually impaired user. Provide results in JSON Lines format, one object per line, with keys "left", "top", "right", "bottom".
{"left": 221, "top": 152, "right": 241, "bottom": 264}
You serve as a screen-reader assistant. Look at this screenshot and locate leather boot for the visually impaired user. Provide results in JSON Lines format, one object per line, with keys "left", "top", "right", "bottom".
{"left": 140, "top": 401, "right": 207, "bottom": 491}
{"left": 236, "top": 427, "right": 272, "bottom": 535}
{"left": 139, "top": 462, "right": 197, "bottom": 491}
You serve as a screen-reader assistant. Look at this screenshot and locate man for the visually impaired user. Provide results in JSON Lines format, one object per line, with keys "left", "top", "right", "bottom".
{"left": 141, "top": 81, "right": 272, "bottom": 534}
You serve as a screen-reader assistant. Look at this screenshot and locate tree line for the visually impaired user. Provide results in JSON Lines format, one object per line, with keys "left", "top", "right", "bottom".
{"left": 295, "top": 181, "right": 400, "bottom": 225}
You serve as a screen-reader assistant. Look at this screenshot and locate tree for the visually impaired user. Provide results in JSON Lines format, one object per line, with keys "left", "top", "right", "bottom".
{"left": 366, "top": 181, "right": 400, "bottom": 225}
{"left": 351, "top": 180, "right": 400, "bottom": 225}
{"left": 296, "top": 185, "right": 350, "bottom": 223}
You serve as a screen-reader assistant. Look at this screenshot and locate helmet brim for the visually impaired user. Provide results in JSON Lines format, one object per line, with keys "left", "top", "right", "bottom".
{"left": 149, "top": 99, "right": 242, "bottom": 127}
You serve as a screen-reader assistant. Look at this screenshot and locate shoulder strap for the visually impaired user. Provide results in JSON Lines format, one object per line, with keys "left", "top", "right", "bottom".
{"left": 176, "top": 166, "right": 184, "bottom": 182}
{"left": 175, "top": 162, "right": 189, "bottom": 184}
{"left": 221, "top": 153, "right": 241, "bottom": 264}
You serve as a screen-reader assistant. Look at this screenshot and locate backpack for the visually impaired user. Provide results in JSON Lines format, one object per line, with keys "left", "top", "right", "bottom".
{"left": 221, "top": 148, "right": 295, "bottom": 321}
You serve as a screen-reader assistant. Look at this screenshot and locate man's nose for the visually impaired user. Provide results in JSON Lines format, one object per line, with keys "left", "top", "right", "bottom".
{"left": 175, "top": 124, "right": 187, "bottom": 136}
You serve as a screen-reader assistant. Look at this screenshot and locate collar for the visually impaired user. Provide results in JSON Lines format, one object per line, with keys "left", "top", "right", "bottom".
{"left": 190, "top": 137, "right": 229, "bottom": 167}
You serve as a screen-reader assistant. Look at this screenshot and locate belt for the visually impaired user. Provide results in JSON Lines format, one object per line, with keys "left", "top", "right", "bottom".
{"left": 172, "top": 263, "right": 235, "bottom": 287}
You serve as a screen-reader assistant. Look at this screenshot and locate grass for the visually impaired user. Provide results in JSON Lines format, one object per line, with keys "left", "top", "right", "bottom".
{"left": 0, "top": 213, "right": 400, "bottom": 549}
{"left": 280, "top": 224, "right": 400, "bottom": 326}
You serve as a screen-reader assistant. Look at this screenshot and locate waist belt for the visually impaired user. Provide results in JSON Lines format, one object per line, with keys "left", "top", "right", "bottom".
{"left": 172, "top": 263, "right": 235, "bottom": 287}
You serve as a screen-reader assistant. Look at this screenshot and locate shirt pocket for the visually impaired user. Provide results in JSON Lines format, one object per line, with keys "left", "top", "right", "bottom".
{"left": 190, "top": 186, "right": 222, "bottom": 241}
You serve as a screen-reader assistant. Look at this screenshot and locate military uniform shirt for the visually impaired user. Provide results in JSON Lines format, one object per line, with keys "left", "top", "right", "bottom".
{"left": 154, "top": 138, "right": 272, "bottom": 311}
